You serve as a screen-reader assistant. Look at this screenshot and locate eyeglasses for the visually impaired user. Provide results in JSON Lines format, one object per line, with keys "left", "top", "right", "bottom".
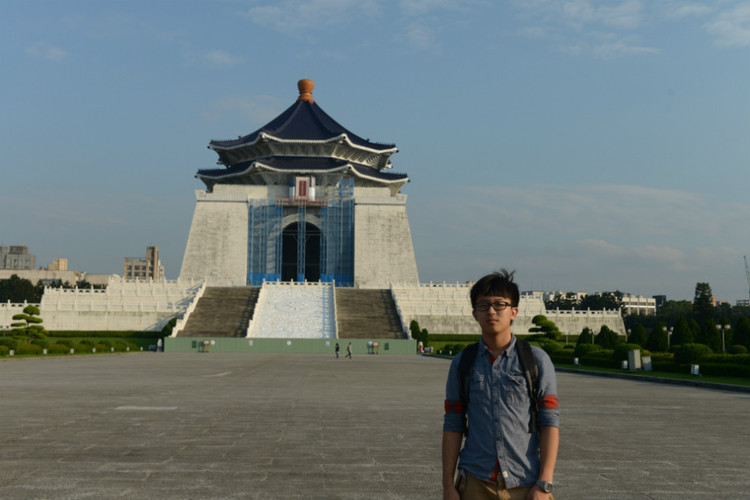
{"left": 474, "top": 301, "right": 514, "bottom": 312}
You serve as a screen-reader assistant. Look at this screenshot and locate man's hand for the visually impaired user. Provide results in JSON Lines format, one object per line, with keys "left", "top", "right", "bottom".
{"left": 443, "top": 484, "right": 460, "bottom": 500}
{"left": 526, "top": 484, "right": 551, "bottom": 500}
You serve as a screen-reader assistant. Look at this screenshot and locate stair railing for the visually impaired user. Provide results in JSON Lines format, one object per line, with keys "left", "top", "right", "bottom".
{"left": 390, "top": 283, "right": 410, "bottom": 339}
{"left": 169, "top": 280, "right": 207, "bottom": 337}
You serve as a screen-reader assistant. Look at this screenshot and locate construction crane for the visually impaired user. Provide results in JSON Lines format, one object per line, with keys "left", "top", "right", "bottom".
{"left": 745, "top": 256, "right": 750, "bottom": 301}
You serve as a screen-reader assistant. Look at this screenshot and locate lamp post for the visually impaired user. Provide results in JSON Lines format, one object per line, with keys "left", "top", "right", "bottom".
{"left": 715, "top": 323, "right": 730, "bottom": 352}
{"left": 662, "top": 326, "right": 673, "bottom": 349}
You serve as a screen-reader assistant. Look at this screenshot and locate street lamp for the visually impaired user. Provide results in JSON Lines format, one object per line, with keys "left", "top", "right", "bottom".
{"left": 715, "top": 323, "right": 730, "bottom": 353}
{"left": 662, "top": 326, "right": 673, "bottom": 349}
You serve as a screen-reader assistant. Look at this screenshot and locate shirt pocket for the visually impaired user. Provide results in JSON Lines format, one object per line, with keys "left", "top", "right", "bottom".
{"left": 505, "top": 371, "right": 529, "bottom": 404}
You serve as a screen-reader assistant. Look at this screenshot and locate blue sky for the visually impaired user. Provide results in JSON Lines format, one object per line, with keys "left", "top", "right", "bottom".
{"left": 1, "top": 0, "right": 749, "bottom": 302}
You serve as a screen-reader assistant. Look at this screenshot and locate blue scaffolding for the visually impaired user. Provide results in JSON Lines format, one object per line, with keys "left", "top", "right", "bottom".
{"left": 247, "top": 178, "right": 354, "bottom": 286}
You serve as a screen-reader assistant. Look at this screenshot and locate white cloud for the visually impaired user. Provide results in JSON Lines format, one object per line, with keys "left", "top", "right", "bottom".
{"left": 705, "top": 4, "right": 750, "bottom": 47}
{"left": 26, "top": 42, "right": 69, "bottom": 62}
{"left": 244, "top": 0, "right": 382, "bottom": 32}
{"left": 202, "top": 50, "right": 244, "bottom": 67}
{"left": 663, "top": 3, "right": 713, "bottom": 19}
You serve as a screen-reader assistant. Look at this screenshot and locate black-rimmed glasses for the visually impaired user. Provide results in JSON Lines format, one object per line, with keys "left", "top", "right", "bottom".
{"left": 474, "top": 301, "right": 514, "bottom": 312}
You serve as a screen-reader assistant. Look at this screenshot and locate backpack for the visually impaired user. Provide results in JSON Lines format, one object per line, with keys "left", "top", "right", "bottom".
{"left": 457, "top": 339, "right": 539, "bottom": 433}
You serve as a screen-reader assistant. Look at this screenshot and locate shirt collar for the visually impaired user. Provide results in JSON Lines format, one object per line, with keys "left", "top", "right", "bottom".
{"left": 479, "top": 335, "right": 517, "bottom": 362}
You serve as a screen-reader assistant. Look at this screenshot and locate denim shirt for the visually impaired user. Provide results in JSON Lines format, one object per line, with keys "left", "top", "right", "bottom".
{"left": 443, "top": 336, "right": 560, "bottom": 488}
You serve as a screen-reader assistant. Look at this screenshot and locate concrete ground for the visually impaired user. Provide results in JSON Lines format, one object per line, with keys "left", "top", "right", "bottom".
{"left": 1, "top": 353, "right": 749, "bottom": 500}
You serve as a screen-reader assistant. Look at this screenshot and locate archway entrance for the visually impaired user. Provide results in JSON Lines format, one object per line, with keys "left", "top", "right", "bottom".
{"left": 281, "top": 222, "right": 321, "bottom": 282}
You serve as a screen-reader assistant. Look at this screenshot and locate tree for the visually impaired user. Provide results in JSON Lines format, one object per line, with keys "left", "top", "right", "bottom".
{"left": 693, "top": 282, "right": 714, "bottom": 323}
{"left": 595, "top": 325, "right": 620, "bottom": 349}
{"left": 11, "top": 304, "right": 45, "bottom": 337}
{"left": 577, "top": 327, "right": 594, "bottom": 346}
{"left": 579, "top": 291, "right": 622, "bottom": 311}
{"left": 698, "top": 320, "right": 722, "bottom": 352}
{"left": 0, "top": 274, "right": 42, "bottom": 303}
{"left": 734, "top": 317, "right": 750, "bottom": 349}
{"left": 530, "top": 315, "right": 562, "bottom": 341}
{"left": 545, "top": 292, "right": 578, "bottom": 311}
{"left": 645, "top": 322, "right": 668, "bottom": 352}
{"left": 670, "top": 317, "right": 694, "bottom": 347}
{"left": 628, "top": 323, "right": 647, "bottom": 346}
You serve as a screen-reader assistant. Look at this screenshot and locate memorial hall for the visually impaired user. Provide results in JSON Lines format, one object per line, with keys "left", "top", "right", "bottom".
{"left": 3, "top": 79, "right": 624, "bottom": 351}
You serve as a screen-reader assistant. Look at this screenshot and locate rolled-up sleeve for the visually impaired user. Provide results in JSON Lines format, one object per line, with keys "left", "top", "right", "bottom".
{"left": 534, "top": 349, "right": 560, "bottom": 429}
{"left": 443, "top": 354, "right": 466, "bottom": 433}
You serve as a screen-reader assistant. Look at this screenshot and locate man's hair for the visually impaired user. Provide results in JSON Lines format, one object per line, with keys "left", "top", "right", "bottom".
{"left": 470, "top": 269, "right": 520, "bottom": 308}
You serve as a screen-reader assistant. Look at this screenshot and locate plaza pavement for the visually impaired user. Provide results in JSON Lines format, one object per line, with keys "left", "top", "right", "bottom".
{"left": 1, "top": 352, "right": 749, "bottom": 500}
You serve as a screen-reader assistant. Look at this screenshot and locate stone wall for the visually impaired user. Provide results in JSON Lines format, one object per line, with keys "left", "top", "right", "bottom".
{"left": 179, "top": 187, "right": 252, "bottom": 286}
{"left": 1, "top": 278, "right": 205, "bottom": 331}
{"left": 391, "top": 283, "right": 626, "bottom": 337}
{"left": 353, "top": 190, "right": 419, "bottom": 288}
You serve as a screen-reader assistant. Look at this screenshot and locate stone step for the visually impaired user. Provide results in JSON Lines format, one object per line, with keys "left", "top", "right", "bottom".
{"left": 177, "top": 287, "right": 260, "bottom": 338}
{"left": 335, "top": 289, "right": 405, "bottom": 339}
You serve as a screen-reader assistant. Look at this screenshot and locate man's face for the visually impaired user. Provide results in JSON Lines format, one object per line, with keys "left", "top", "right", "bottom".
{"left": 472, "top": 294, "right": 519, "bottom": 337}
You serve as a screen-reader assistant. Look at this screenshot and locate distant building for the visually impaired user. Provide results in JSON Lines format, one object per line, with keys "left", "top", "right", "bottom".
{"left": 48, "top": 258, "right": 68, "bottom": 271}
{"left": 737, "top": 299, "right": 750, "bottom": 307}
{"left": 653, "top": 295, "right": 667, "bottom": 308}
{"left": 123, "top": 246, "right": 164, "bottom": 280}
{"left": 0, "top": 245, "right": 36, "bottom": 270}
{"left": 621, "top": 293, "right": 656, "bottom": 316}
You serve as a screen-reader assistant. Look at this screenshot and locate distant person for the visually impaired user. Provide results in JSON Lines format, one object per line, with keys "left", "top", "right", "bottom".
{"left": 442, "top": 270, "right": 559, "bottom": 500}
{"left": 346, "top": 342, "right": 352, "bottom": 359}
{"left": 335, "top": 342, "right": 340, "bottom": 359}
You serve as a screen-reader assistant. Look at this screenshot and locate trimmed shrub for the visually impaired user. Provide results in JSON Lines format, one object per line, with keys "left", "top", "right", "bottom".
{"left": 580, "top": 349, "right": 615, "bottom": 368}
{"left": 649, "top": 352, "right": 678, "bottom": 373}
{"left": 728, "top": 345, "right": 748, "bottom": 354}
{"left": 0, "top": 345, "right": 9, "bottom": 356}
{"left": 31, "top": 339, "right": 50, "bottom": 349}
{"left": 674, "top": 343, "right": 713, "bottom": 365}
{"left": 48, "top": 343, "right": 72, "bottom": 354}
{"left": 574, "top": 343, "right": 602, "bottom": 357}
{"left": 613, "top": 343, "right": 643, "bottom": 362}
{"left": 547, "top": 349, "right": 574, "bottom": 365}
{"left": 15, "top": 343, "right": 43, "bottom": 355}
{"left": 0, "top": 338, "right": 19, "bottom": 350}
{"left": 535, "top": 338, "right": 564, "bottom": 354}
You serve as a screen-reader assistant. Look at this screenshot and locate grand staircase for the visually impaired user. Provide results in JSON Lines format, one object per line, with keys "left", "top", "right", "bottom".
{"left": 335, "top": 289, "right": 405, "bottom": 339}
{"left": 176, "top": 287, "right": 260, "bottom": 337}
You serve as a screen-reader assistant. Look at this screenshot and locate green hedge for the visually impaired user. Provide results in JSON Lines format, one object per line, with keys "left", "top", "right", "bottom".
{"left": 673, "top": 343, "right": 713, "bottom": 365}
{"left": 580, "top": 349, "right": 615, "bottom": 368}
{"left": 15, "top": 343, "right": 43, "bottom": 355}
{"left": 46, "top": 330, "right": 162, "bottom": 339}
{"left": 427, "top": 334, "right": 481, "bottom": 343}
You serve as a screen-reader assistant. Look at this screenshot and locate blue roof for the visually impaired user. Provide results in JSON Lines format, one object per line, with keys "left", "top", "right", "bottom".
{"left": 197, "top": 156, "right": 408, "bottom": 182}
{"left": 209, "top": 100, "right": 396, "bottom": 151}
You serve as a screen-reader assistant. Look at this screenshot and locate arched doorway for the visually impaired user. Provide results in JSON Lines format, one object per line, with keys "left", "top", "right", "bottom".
{"left": 281, "top": 222, "right": 321, "bottom": 282}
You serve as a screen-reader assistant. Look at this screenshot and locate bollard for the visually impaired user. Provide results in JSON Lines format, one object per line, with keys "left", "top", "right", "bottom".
{"left": 9, "top": 349, "right": 14, "bottom": 357}
{"left": 690, "top": 364, "right": 700, "bottom": 376}
{"left": 43, "top": 348, "right": 47, "bottom": 355}
{"left": 573, "top": 357, "right": 579, "bottom": 366}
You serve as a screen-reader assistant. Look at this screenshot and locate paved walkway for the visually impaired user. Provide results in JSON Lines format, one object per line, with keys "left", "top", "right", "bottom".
{"left": 1, "top": 353, "right": 749, "bottom": 499}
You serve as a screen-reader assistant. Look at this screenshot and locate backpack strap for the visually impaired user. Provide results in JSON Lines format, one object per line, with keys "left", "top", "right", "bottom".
{"left": 514, "top": 338, "right": 539, "bottom": 433}
{"left": 457, "top": 343, "right": 479, "bottom": 435}
{"left": 457, "top": 339, "right": 540, "bottom": 434}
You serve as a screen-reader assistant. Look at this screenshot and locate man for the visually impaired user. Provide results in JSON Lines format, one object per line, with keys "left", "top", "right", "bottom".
{"left": 442, "top": 270, "right": 559, "bottom": 500}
